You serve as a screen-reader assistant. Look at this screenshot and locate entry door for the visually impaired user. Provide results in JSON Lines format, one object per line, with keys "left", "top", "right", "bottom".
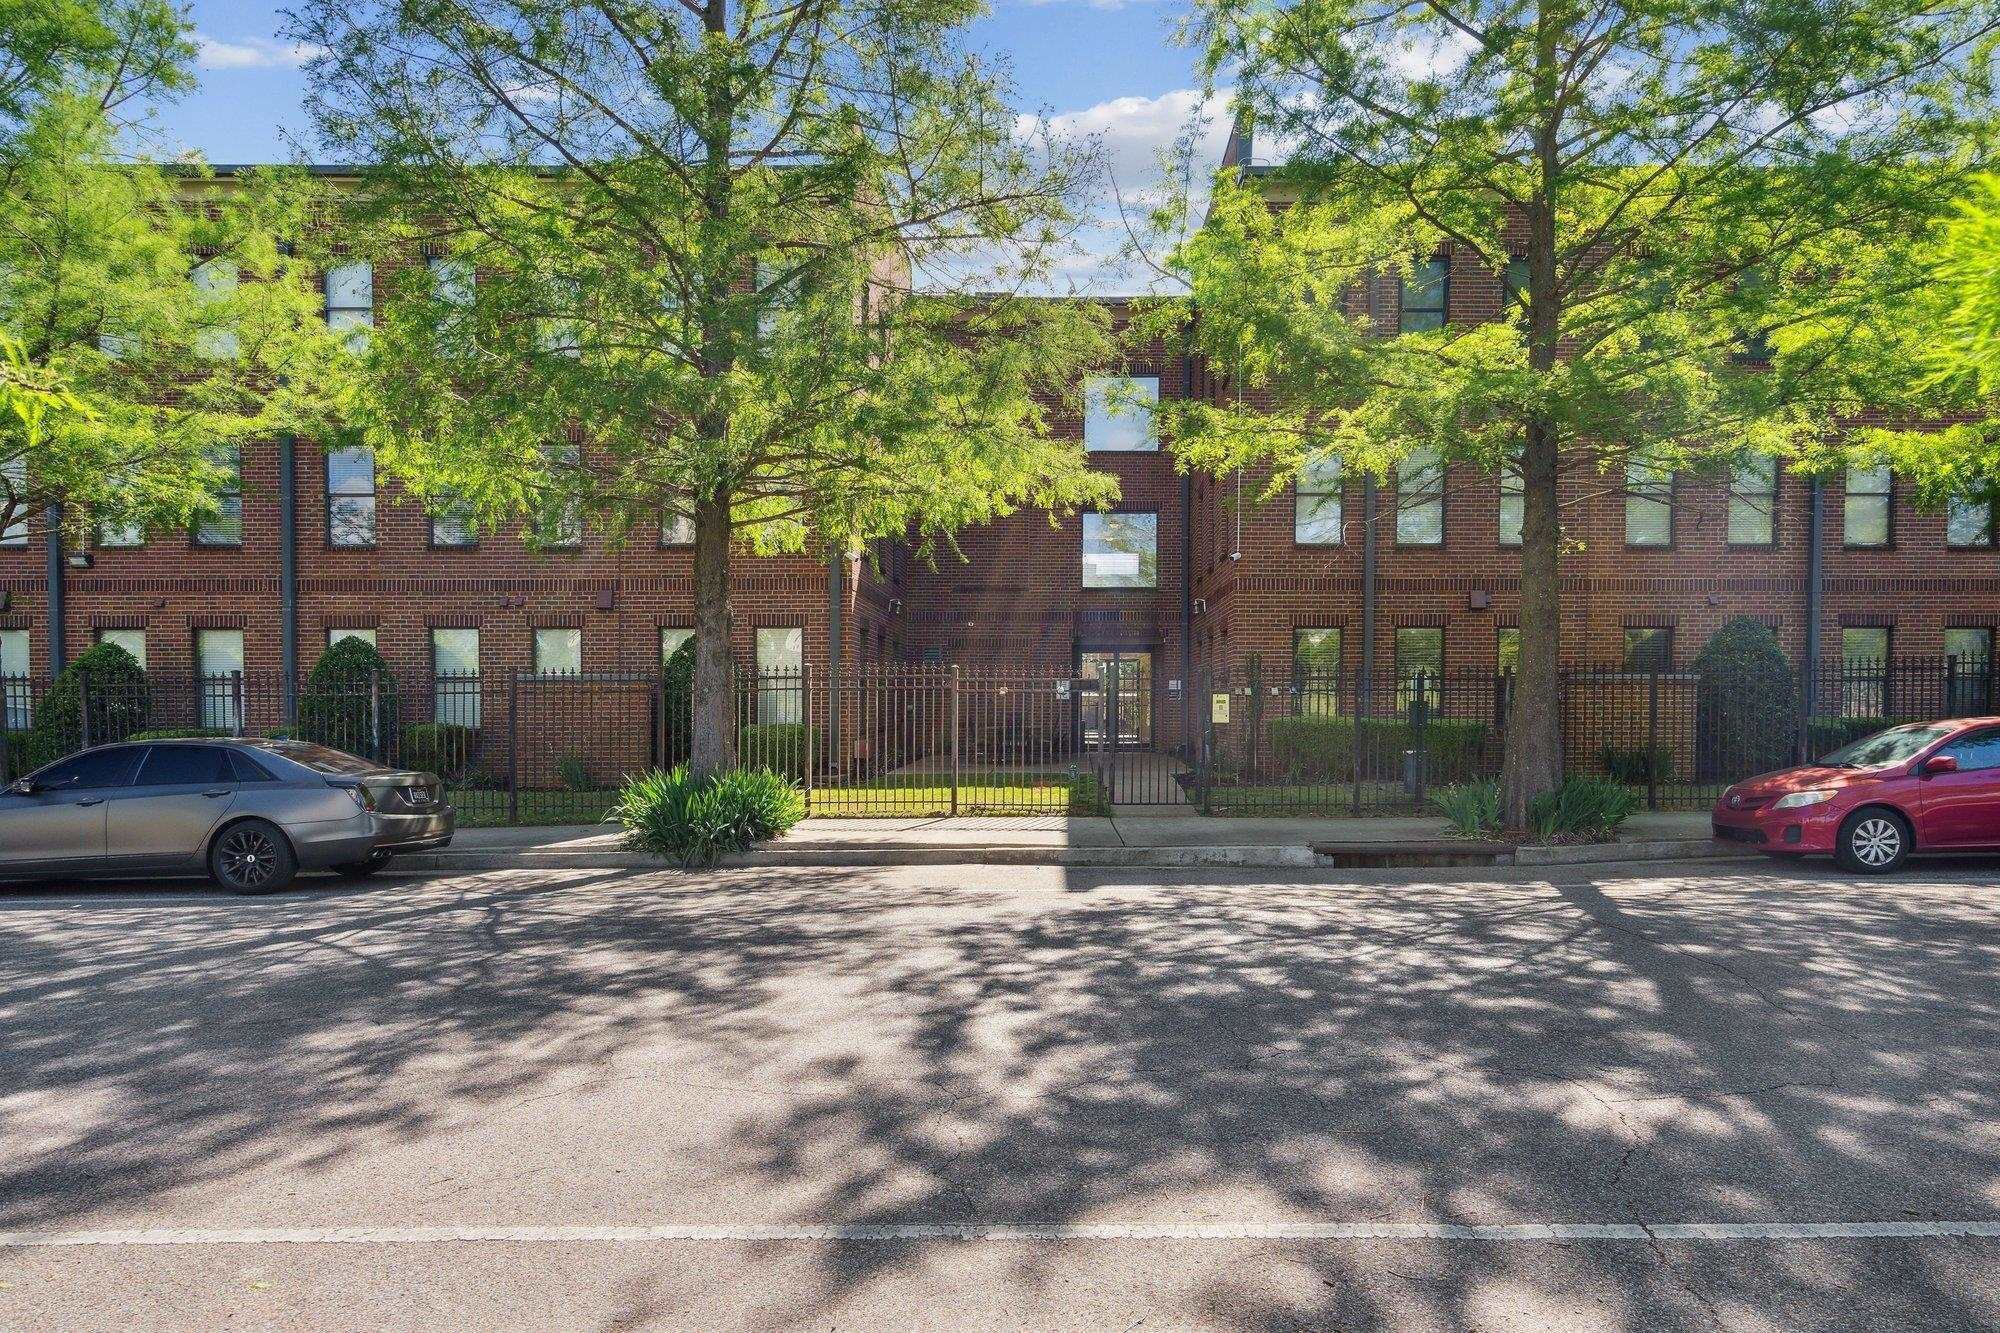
{"left": 1079, "top": 651, "right": 1152, "bottom": 747}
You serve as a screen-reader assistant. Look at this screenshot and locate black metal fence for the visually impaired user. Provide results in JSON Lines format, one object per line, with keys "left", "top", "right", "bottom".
{"left": 1, "top": 654, "right": 1990, "bottom": 823}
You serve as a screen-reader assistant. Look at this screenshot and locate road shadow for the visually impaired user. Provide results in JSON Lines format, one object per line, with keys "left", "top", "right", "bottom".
{"left": 0, "top": 862, "right": 1995, "bottom": 1327}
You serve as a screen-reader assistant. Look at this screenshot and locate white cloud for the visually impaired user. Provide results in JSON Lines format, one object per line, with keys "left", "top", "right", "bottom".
{"left": 1382, "top": 29, "right": 1478, "bottom": 82}
{"left": 195, "top": 35, "right": 325, "bottom": 71}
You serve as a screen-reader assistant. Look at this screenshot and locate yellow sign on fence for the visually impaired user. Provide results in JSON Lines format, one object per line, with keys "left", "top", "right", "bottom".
{"left": 1211, "top": 692, "right": 1230, "bottom": 725}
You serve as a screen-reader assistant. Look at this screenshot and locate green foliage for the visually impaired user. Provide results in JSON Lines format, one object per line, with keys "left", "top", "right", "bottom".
{"left": 1807, "top": 716, "right": 1921, "bottom": 758}
{"left": 3, "top": 729, "right": 25, "bottom": 779}
{"left": 662, "top": 636, "right": 694, "bottom": 768}
{"left": 1431, "top": 780, "right": 1501, "bottom": 837}
{"left": 398, "top": 722, "right": 478, "bottom": 779}
{"left": 1527, "top": 777, "right": 1642, "bottom": 843}
{"left": 23, "top": 641, "right": 149, "bottom": 769}
{"left": 1263, "top": 715, "right": 1488, "bottom": 783}
{"left": 1694, "top": 618, "right": 1797, "bottom": 779}
{"left": 738, "top": 724, "right": 823, "bottom": 782}
{"left": 297, "top": 636, "right": 398, "bottom": 756}
{"left": 1600, "top": 745, "right": 1674, "bottom": 786}
{"left": 556, "top": 752, "right": 593, "bottom": 792}
{"left": 611, "top": 766, "right": 806, "bottom": 867}
{"left": 125, "top": 727, "right": 230, "bottom": 741}
{"left": 1067, "top": 773, "right": 1111, "bottom": 817}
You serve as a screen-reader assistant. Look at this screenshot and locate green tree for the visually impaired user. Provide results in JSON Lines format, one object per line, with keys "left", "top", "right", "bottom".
{"left": 288, "top": 0, "right": 1117, "bottom": 778}
{"left": 1155, "top": 0, "right": 1996, "bottom": 825}
{"left": 0, "top": 1, "right": 353, "bottom": 547}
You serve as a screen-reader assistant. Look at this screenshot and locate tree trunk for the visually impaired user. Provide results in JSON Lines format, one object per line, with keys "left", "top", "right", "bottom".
{"left": 1502, "top": 416, "right": 1564, "bottom": 827}
{"left": 688, "top": 486, "right": 735, "bottom": 780}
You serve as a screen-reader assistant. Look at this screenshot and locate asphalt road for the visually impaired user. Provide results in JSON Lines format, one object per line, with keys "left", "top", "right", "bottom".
{"left": 0, "top": 856, "right": 1996, "bottom": 1330}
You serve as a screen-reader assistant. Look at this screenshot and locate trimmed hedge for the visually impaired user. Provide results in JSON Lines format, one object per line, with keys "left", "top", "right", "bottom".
{"left": 1264, "top": 715, "right": 1489, "bottom": 783}
{"left": 298, "top": 637, "right": 398, "bottom": 758}
{"left": 125, "top": 727, "right": 232, "bottom": 741}
{"left": 739, "top": 723, "right": 822, "bottom": 781}
{"left": 399, "top": 722, "right": 479, "bottom": 778}
{"left": 1807, "top": 715, "right": 1921, "bottom": 758}
{"left": 1601, "top": 743, "right": 1674, "bottom": 785}
{"left": 1694, "top": 618, "right": 1797, "bottom": 779}
{"left": 24, "top": 643, "right": 150, "bottom": 770}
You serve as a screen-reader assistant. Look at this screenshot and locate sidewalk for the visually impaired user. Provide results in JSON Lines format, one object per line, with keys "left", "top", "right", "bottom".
{"left": 403, "top": 810, "right": 1739, "bottom": 872}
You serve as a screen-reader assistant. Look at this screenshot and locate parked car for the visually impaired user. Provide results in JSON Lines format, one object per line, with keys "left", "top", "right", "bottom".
{"left": 0, "top": 739, "right": 453, "bottom": 893}
{"left": 1712, "top": 717, "right": 2000, "bottom": 873}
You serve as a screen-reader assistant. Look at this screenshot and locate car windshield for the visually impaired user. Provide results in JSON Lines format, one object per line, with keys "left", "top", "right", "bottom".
{"left": 1818, "top": 722, "right": 1958, "bottom": 769}
{"left": 245, "top": 740, "right": 382, "bottom": 776}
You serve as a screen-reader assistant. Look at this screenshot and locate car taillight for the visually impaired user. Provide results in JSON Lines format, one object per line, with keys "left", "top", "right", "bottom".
{"left": 342, "top": 784, "right": 376, "bottom": 811}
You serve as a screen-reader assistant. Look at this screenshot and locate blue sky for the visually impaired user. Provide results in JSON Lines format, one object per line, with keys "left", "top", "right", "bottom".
{"left": 158, "top": 0, "right": 1228, "bottom": 292}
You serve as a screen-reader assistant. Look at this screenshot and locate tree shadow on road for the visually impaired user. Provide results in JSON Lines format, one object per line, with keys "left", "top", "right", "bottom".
{"left": 0, "top": 864, "right": 1995, "bottom": 1328}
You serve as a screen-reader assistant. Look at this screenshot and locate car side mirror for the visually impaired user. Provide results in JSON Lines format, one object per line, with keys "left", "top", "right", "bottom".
{"left": 6, "top": 778, "right": 35, "bottom": 796}
{"left": 1922, "top": 754, "right": 1959, "bottom": 776}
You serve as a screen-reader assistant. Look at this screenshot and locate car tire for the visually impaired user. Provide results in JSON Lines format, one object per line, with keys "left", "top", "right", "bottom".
{"left": 332, "top": 850, "right": 393, "bottom": 879}
{"left": 1835, "top": 807, "right": 1910, "bottom": 875}
{"left": 209, "top": 819, "right": 299, "bottom": 894}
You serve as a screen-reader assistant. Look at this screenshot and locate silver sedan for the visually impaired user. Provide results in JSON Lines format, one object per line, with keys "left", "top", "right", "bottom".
{"left": 0, "top": 739, "right": 454, "bottom": 893}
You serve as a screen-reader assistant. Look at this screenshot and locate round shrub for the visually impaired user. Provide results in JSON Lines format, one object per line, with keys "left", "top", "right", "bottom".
{"left": 25, "top": 642, "right": 150, "bottom": 770}
{"left": 1695, "top": 617, "right": 1796, "bottom": 779}
{"left": 610, "top": 765, "right": 805, "bottom": 866}
{"left": 298, "top": 637, "right": 398, "bottom": 757}
{"left": 663, "top": 635, "right": 695, "bottom": 768}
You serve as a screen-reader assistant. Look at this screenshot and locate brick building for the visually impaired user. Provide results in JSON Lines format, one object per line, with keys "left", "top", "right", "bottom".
{"left": 4, "top": 171, "right": 1997, "bottom": 763}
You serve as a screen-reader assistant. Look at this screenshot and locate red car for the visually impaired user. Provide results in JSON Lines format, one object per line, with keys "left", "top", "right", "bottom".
{"left": 1712, "top": 717, "right": 2000, "bottom": 873}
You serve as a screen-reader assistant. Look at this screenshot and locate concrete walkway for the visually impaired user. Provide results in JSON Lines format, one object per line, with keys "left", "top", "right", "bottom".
{"left": 410, "top": 810, "right": 1733, "bottom": 871}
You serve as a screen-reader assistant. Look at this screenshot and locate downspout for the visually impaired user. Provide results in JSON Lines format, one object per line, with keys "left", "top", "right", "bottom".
{"left": 826, "top": 550, "right": 843, "bottom": 761}
{"left": 279, "top": 435, "right": 299, "bottom": 723}
{"left": 1803, "top": 478, "right": 1824, "bottom": 727}
{"left": 1360, "top": 477, "right": 1378, "bottom": 713}
{"left": 1179, "top": 342, "right": 1194, "bottom": 753}
{"left": 43, "top": 505, "right": 64, "bottom": 675}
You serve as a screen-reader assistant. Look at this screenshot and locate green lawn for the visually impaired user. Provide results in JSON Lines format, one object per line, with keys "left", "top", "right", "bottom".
{"left": 453, "top": 789, "right": 620, "bottom": 828}
{"left": 809, "top": 772, "right": 1108, "bottom": 817}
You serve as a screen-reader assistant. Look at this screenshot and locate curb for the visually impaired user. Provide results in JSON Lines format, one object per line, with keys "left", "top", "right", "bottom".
{"left": 396, "top": 838, "right": 1748, "bottom": 874}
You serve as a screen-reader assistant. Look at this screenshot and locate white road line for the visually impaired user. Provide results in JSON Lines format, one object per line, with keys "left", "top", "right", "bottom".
{"left": 0, "top": 1222, "right": 1995, "bottom": 1247}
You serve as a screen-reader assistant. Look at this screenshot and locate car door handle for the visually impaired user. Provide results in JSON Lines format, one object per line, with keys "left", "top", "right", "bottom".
{"left": 202, "top": 789, "right": 231, "bottom": 798}
{"left": 75, "top": 797, "right": 104, "bottom": 807}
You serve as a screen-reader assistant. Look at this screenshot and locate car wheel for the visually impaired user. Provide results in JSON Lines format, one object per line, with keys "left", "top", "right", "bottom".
{"left": 1836, "top": 808, "right": 1910, "bottom": 875}
{"left": 332, "top": 850, "right": 393, "bottom": 879}
{"left": 210, "top": 819, "right": 299, "bottom": 894}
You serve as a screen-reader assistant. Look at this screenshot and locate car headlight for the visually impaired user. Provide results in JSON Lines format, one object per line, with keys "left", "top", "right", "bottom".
{"left": 1770, "top": 789, "right": 1835, "bottom": 811}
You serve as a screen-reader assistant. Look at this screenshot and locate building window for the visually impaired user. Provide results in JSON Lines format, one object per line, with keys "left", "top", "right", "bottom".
{"left": 660, "top": 508, "right": 694, "bottom": 546}
{"left": 0, "top": 628, "right": 28, "bottom": 728}
{"left": 196, "top": 629, "right": 245, "bottom": 730}
{"left": 1497, "top": 461, "right": 1523, "bottom": 546}
{"left": 1294, "top": 456, "right": 1343, "bottom": 544}
{"left": 1497, "top": 627, "right": 1521, "bottom": 674}
{"left": 1394, "top": 627, "right": 1444, "bottom": 709}
{"left": 324, "top": 261, "right": 373, "bottom": 348}
{"left": 326, "top": 444, "right": 377, "bottom": 547}
{"left": 1394, "top": 450, "right": 1444, "bottom": 545}
{"left": 429, "top": 496, "right": 477, "bottom": 548}
{"left": 0, "top": 455, "right": 25, "bottom": 546}
{"left": 1946, "top": 627, "right": 1993, "bottom": 713}
{"left": 96, "top": 627, "right": 146, "bottom": 668}
{"left": 431, "top": 628, "right": 481, "bottom": 727}
{"left": 1727, "top": 455, "right": 1778, "bottom": 546}
{"left": 1843, "top": 465, "right": 1891, "bottom": 547}
{"left": 533, "top": 443, "right": 583, "bottom": 548}
{"left": 755, "top": 625, "right": 803, "bottom": 724}
{"left": 1947, "top": 496, "right": 1995, "bottom": 548}
{"left": 1083, "top": 376, "right": 1160, "bottom": 452}
{"left": 194, "top": 445, "right": 243, "bottom": 546}
{"left": 191, "top": 257, "right": 238, "bottom": 359}
{"left": 1294, "top": 627, "right": 1342, "bottom": 715}
{"left": 1622, "top": 627, "right": 1674, "bottom": 671}
{"left": 328, "top": 627, "right": 376, "bottom": 649}
{"left": 661, "top": 627, "right": 693, "bottom": 665}
{"left": 1501, "top": 256, "right": 1530, "bottom": 311}
{"left": 1081, "top": 511, "right": 1158, "bottom": 588}
{"left": 532, "top": 627, "right": 582, "bottom": 675}
{"left": 1841, "top": 626, "right": 1890, "bottom": 718}
{"left": 97, "top": 513, "right": 143, "bottom": 547}
{"left": 1398, "top": 258, "right": 1449, "bottom": 333}
{"left": 1624, "top": 453, "right": 1673, "bottom": 547}
{"left": 429, "top": 255, "right": 475, "bottom": 306}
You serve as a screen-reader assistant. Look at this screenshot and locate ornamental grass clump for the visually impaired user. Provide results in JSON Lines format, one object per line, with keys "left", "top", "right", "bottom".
{"left": 611, "top": 766, "right": 805, "bottom": 867}
{"left": 1526, "top": 776, "right": 1641, "bottom": 844}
